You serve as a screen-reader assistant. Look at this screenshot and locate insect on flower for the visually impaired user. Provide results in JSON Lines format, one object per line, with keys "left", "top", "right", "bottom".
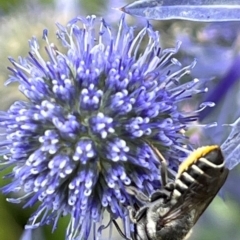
{"left": 0, "top": 14, "right": 214, "bottom": 240}
{"left": 113, "top": 144, "right": 229, "bottom": 240}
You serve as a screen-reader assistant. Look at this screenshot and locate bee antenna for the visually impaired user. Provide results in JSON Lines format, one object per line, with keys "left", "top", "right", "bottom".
{"left": 112, "top": 219, "right": 132, "bottom": 240}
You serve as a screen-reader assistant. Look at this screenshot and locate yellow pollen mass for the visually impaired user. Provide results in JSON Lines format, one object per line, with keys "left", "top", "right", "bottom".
{"left": 177, "top": 145, "right": 219, "bottom": 178}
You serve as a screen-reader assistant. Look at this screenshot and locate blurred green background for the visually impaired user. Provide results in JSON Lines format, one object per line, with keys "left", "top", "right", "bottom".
{"left": 0, "top": 0, "right": 240, "bottom": 239}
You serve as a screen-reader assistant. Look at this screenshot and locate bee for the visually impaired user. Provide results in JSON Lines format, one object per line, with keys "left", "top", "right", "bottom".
{"left": 113, "top": 145, "right": 229, "bottom": 240}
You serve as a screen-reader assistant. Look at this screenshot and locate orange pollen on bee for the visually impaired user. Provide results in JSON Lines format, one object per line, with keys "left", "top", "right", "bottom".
{"left": 177, "top": 145, "right": 219, "bottom": 178}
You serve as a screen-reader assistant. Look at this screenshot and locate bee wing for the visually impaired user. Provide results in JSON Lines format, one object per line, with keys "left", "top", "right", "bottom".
{"left": 221, "top": 117, "right": 240, "bottom": 170}
{"left": 162, "top": 167, "right": 229, "bottom": 225}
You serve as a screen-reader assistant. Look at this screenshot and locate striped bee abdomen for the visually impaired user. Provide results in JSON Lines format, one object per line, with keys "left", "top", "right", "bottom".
{"left": 173, "top": 145, "right": 225, "bottom": 198}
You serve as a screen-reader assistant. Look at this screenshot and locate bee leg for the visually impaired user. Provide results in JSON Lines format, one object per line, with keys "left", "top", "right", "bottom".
{"left": 125, "top": 186, "right": 150, "bottom": 203}
{"left": 128, "top": 206, "right": 137, "bottom": 223}
{"left": 159, "top": 158, "right": 168, "bottom": 187}
{"left": 165, "top": 181, "right": 175, "bottom": 190}
{"left": 147, "top": 142, "right": 169, "bottom": 186}
{"left": 150, "top": 188, "right": 171, "bottom": 202}
{"left": 128, "top": 205, "right": 148, "bottom": 223}
{"left": 150, "top": 182, "right": 175, "bottom": 201}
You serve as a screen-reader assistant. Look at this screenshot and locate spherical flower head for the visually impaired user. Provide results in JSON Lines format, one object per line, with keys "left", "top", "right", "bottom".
{"left": 0, "top": 15, "right": 206, "bottom": 239}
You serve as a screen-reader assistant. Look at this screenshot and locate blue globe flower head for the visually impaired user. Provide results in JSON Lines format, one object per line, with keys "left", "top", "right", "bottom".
{"left": 0, "top": 15, "right": 208, "bottom": 239}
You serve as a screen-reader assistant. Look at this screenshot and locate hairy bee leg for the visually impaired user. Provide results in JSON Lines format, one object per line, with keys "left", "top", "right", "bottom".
{"left": 128, "top": 206, "right": 139, "bottom": 223}
{"left": 150, "top": 181, "right": 176, "bottom": 201}
{"left": 150, "top": 188, "right": 172, "bottom": 202}
{"left": 126, "top": 186, "right": 150, "bottom": 222}
{"left": 128, "top": 205, "right": 148, "bottom": 222}
{"left": 125, "top": 186, "right": 150, "bottom": 203}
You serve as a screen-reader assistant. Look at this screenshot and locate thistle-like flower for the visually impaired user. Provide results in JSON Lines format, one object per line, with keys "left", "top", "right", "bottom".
{"left": 0, "top": 15, "right": 207, "bottom": 239}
